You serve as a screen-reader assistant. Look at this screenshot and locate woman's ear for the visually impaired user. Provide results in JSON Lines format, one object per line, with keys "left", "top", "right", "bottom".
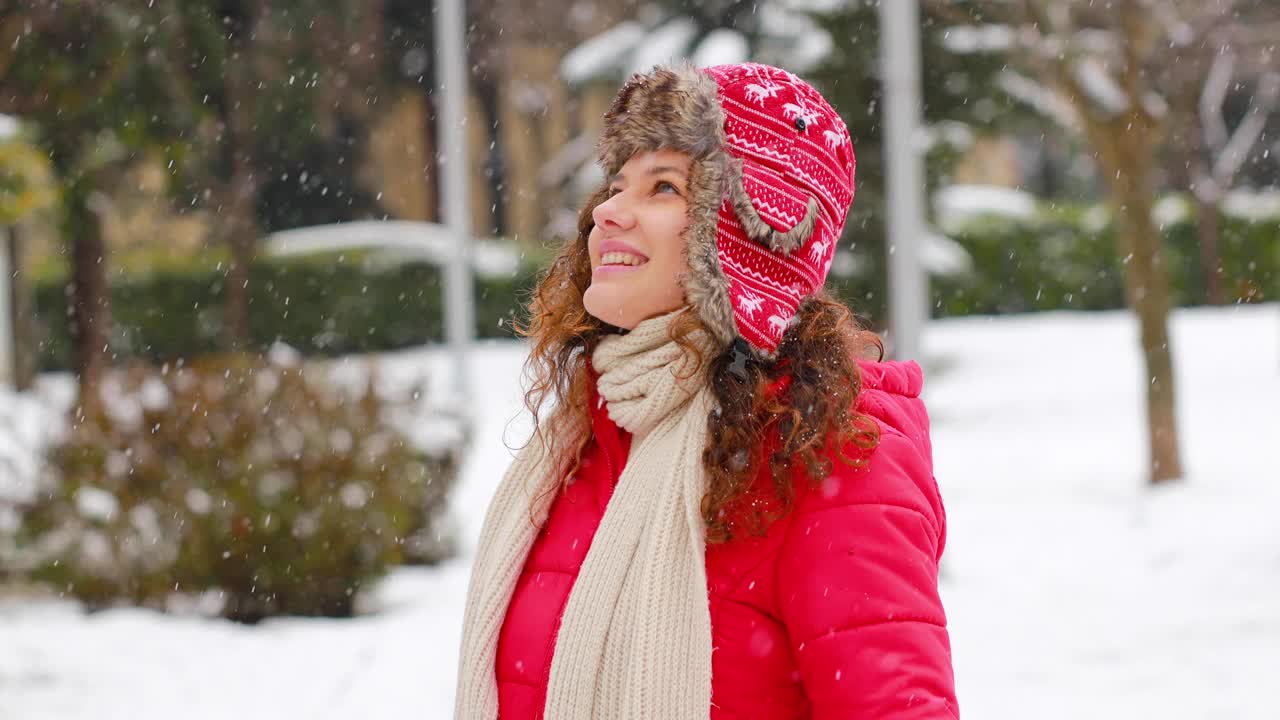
{"left": 726, "top": 156, "right": 820, "bottom": 256}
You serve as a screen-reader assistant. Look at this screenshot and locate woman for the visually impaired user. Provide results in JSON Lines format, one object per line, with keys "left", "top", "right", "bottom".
{"left": 455, "top": 62, "right": 957, "bottom": 719}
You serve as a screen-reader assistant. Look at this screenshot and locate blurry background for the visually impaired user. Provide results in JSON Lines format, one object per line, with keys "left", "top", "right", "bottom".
{"left": 0, "top": 1, "right": 1276, "bottom": 718}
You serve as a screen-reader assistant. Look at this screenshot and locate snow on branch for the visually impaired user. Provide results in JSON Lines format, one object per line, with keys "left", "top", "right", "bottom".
{"left": 1071, "top": 56, "right": 1130, "bottom": 116}
{"left": 998, "top": 70, "right": 1081, "bottom": 131}
{"left": 1212, "top": 72, "right": 1280, "bottom": 183}
{"left": 1199, "top": 50, "right": 1235, "bottom": 151}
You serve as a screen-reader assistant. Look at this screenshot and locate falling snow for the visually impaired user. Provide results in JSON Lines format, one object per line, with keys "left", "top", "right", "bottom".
{"left": 1, "top": 304, "right": 1276, "bottom": 718}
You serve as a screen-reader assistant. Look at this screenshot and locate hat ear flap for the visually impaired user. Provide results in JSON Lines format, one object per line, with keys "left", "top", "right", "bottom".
{"left": 727, "top": 156, "right": 820, "bottom": 256}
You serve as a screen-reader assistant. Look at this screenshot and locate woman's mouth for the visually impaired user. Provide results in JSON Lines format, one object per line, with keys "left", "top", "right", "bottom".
{"left": 594, "top": 252, "right": 649, "bottom": 276}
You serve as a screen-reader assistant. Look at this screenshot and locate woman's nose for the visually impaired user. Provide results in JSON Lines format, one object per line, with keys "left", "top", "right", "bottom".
{"left": 592, "top": 191, "right": 635, "bottom": 231}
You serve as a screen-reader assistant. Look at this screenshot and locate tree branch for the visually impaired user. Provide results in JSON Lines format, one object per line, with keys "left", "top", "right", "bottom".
{"left": 1198, "top": 50, "right": 1234, "bottom": 151}
{"left": 1212, "top": 71, "right": 1280, "bottom": 184}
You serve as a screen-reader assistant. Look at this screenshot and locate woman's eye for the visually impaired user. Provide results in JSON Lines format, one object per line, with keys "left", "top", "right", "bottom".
{"left": 607, "top": 186, "right": 622, "bottom": 197}
{"left": 655, "top": 180, "right": 679, "bottom": 194}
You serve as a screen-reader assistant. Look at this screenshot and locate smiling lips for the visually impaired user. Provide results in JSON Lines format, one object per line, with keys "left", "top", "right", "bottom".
{"left": 596, "top": 240, "right": 649, "bottom": 273}
{"left": 600, "top": 251, "right": 647, "bottom": 267}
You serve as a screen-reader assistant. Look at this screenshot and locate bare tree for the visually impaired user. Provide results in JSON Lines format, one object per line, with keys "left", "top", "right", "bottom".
{"left": 0, "top": 2, "right": 139, "bottom": 406}
{"left": 215, "top": 4, "right": 265, "bottom": 352}
{"left": 987, "top": 0, "right": 1198, "bottom": 483}
{"left": 1161, "top": 4, "right": 1280, "bottom": 304}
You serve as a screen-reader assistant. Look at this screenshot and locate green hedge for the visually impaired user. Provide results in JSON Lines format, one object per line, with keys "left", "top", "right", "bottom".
{"left": 29, "top": 202, "right": 1278, "bottom": 369}
{"left": 827, "top": 200, "right": 1277, "bottom": 319}
{"left": 32, "top": 254, "right": 542, "bottom": 372}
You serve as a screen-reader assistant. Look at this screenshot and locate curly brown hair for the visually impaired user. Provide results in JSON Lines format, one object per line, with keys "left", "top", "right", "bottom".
{"left": 513, "top": 186, "right": 884, "bottom": 543}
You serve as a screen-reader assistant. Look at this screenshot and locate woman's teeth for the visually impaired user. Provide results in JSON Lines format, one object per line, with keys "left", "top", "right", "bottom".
{"left": 601, "top": 252, "right": 647, "bottom": 266}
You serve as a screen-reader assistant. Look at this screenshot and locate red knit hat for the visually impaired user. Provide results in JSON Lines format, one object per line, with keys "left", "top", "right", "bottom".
{"left": 596, "top": 62, "right": 856, "bottom": 360}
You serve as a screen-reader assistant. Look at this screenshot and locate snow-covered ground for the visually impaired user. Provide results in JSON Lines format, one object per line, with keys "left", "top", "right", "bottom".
{"left": 1, "top": 303, "right": 1277, "bottom": 719}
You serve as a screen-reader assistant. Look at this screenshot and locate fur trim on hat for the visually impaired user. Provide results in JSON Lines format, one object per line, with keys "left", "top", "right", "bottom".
{"left": 597, "top": 65, "right": 725, "bottom": 175}
{"left": 597, "top": 64, "right": 744, "bottom": 350}
{"left": 682, "top": 153, "right": 738, "bottom": 349}
{"left": 726, "top": 156, "right": 821, "bottom": 256}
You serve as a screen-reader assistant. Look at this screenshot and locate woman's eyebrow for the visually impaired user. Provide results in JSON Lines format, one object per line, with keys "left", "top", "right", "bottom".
{"left": 609, "top": 166, "right": 689, "bottom": 183}
{"left": 646, "top": 166, "right": 687, "bottom": 178}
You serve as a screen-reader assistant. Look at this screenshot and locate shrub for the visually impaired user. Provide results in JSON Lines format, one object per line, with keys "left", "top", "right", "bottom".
{"left": 14, "top": 350, "right": 460, "bottom": 622}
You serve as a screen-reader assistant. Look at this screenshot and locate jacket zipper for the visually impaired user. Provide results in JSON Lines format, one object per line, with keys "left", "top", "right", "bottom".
{"left": 600, "top": 428, "right": 619, "bottom": 491}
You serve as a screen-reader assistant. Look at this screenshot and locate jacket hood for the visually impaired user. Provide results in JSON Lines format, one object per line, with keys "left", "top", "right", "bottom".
{"left": 853, "top": 358, "right": 932, "bottom": 466}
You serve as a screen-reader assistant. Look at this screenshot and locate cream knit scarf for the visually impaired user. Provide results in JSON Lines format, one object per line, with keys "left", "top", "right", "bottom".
{"left": 454, "top": 307, "right": 718, "bottom": 719}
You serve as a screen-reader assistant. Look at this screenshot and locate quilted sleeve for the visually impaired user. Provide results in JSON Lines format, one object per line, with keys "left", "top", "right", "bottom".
{"left": 777, "top": 430, "right": 958, "bottom": 719}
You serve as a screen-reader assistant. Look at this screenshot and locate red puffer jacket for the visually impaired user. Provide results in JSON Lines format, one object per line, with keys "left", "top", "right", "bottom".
{"left": 494, "top": 359, "right": 957, "bottom": 719}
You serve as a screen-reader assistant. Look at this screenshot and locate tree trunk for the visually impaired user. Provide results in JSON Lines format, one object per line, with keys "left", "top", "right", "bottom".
{"left": 1192, "top": 192, "right": 1225, "bottom": 305}
{"left": 221, "top": 31, "right": 260, "bottom": 353}
{"left": 221, "top": 163, "right": 258, "bottom": 353}
{"left": 8, "top": 223, "right": 37, "bottom": 391}
{"left": 1171, "top": 140, "right": 1226, "bottom": 307}
{"left": 422, "top": 93, "right": 440, "bottom": 223}
{"left": 1092, "top": 119, "right": 1185, "bottom": 484}
{"left": 66, "top": 185, "right": 112, "bottom": 409}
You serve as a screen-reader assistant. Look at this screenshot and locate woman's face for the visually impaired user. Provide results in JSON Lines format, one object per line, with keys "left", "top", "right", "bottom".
{"left": 583, "top": 149, "right": 692, "bottom": 330}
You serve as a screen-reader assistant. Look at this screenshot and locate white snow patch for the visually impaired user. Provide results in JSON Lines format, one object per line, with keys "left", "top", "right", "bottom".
{"left": 75, "top": 487, "right": 118, "bottom": 523}
{"left": 923, "top": 230, "right": 974, "bottom": 277}
{"left": 927, "top": 303, "right": 1279, "bottom": 719}
{"left": 777, "top": 0, "right": 845, "bottom": 11}
{"left": 626, "top": 18, "right": 697, "bottom": 77}
{"left": 0, "top": 375, "right": 72, "bottom": 533}
{"left": 934, "top": 184, "right": 1038, "bottom": 230}
{"left": 0, "top": 114, "right": 19, "bottom": 141}
{"left": 922, "top": 121, "right": 975, "bottom": 152}
{"left": 1152, "top": 194, "right": 1192, "bottom": 228}
{"left": 1221, "top": 188, "right": 1280, "bottom": 222}
{"left": 560, "top": 21, "right": 645, "bottom": 85}
{"left": 757, "top": 4, "right": 832, "bottom": 72}
{"left": 942, "top": 24, "right": 1015, "bottom": 54}
{"left": 693, "top": 29, "right": 749, "bottom": 68}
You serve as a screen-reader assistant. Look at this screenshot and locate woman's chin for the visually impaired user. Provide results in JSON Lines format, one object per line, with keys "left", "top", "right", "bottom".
{"left": 583, "top": 287, "right": 634, "bottom": 329}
